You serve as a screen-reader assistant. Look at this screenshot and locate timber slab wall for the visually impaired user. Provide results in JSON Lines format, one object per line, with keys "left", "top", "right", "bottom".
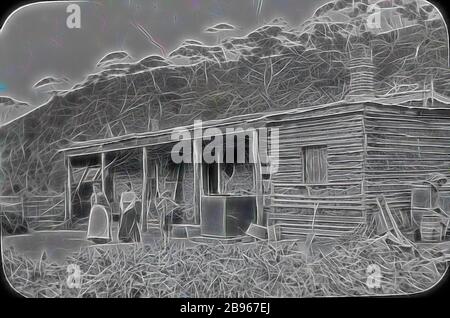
{"left": 266, "top": 104, "right": 367, "bottom": 239}
{"left": 364, "top": 104, "right": 450, "bottom": 226}
{"left": 266, "top": 102, "right": 450, "bottom": 239}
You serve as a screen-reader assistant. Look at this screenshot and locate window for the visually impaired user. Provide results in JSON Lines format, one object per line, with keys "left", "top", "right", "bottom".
{"left": 202, "top": 135, "right": 254, "bottom": 195}
{"left": 303, "top": 146, "right": 328, "bottom": 184}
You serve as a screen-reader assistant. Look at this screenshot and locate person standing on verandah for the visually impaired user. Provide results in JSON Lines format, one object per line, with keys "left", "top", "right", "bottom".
{"left": 87, "top": 183, "right": 113, "bottom": 244}
{"left": 118, "top": 182, "right": 141, "bottom": 243}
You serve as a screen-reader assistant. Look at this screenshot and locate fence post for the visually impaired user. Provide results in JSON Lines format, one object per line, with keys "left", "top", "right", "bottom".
{"left": 21, "top": 196, "right": 25, "bottom": 220}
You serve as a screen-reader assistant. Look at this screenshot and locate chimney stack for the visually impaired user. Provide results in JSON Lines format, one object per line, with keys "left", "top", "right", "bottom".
{"left": 346, "top": 43, "right": 376, "bottom": 101}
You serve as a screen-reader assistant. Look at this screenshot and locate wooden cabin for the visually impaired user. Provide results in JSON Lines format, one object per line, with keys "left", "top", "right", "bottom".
{"left": 59, "top": 101, "right": 450, "bottom": 240}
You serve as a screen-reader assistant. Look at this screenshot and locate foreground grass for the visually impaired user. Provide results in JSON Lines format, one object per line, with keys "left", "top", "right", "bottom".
{"left": 2, "top": 232, "right": 448, "bottom": 298}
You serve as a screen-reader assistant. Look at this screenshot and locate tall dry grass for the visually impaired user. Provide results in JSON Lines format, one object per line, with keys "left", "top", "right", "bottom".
{"left": 2, "top": 231, "right": 447, "bottom": 298}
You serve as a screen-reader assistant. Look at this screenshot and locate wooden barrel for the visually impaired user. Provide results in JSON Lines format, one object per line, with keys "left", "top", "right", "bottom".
{"left": 420, "top": 216, "right": 443, "bottom": 242}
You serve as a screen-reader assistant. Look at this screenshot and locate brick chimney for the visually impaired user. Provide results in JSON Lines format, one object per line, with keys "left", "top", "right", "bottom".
{"left": 346, "top": 43, "right": 376, "bottom": 101}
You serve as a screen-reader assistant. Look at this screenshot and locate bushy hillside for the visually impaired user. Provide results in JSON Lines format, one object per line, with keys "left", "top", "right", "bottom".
{"left": 0, "top": 0, "right": 448, "bottom": 195}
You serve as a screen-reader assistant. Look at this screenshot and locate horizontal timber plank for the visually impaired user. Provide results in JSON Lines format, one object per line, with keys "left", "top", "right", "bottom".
{"left": 268, "top": 214, "right": 365, "bottom": 223}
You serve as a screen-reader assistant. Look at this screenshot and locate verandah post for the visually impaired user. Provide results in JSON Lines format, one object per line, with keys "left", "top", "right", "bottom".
{"left": 252, "top": 129, "right": 264, "bottom": 226}
{"left": 65, "top": 155, "right": 72, "bottom": 224}
{"left": 141, "top": 147, "right": 149, "bottom": 232}
{"left": 193, "top": 137, "right": 203, "bottom": 225}
{"left": 101, "top": 153, "right": 107, "bottom": 194}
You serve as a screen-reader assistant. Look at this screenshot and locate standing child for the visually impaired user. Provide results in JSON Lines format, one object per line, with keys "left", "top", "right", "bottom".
{"left": 87, "top": 183, "right": 112, "bottom": 244}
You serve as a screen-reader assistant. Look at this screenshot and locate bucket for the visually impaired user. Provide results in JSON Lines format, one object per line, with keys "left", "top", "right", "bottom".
{"left": 420, "top": 216, "right": 443, "bottom": 242}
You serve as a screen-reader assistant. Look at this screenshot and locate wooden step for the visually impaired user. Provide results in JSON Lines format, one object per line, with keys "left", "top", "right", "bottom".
{"left": 278, "top": 222, "right": 357, "bottom": 231}
{"left": 276, "top": 224, "right": 361, "bottom": 239}
{"left": 272, "top": 203, "right": 365, "bottom": 210}
{"left": 268, "top": 212, "right": 365, "bottom": 239}
{"left": 268, "top": 213, "right": 365, "bottom": 224}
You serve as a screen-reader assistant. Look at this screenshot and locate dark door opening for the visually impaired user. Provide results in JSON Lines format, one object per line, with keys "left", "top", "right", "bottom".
{"left": 72, "top": 182, "right": 96, "bottom": 219}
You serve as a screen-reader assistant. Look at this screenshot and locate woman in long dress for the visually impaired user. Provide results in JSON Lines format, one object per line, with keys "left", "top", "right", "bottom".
{"left": 87, "top": 183, "right": 112, "bottom": 244}
{"left": 118, "top": 183, "right": 141, "bottom": 243}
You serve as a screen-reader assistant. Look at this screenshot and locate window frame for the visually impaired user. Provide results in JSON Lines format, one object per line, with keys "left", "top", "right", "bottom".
{"left": 302, "top": 145, "right": 328, "bottom": 185}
